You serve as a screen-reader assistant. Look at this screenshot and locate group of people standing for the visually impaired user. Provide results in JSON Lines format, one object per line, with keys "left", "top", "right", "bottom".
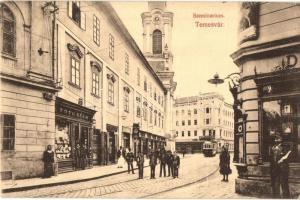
{"left": 117, "top": 146, "right": 180, "bottom": 179}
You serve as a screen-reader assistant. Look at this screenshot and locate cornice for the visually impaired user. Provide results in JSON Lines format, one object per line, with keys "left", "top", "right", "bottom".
{"left": 231, "top": 35, "right": 300, "bottom": 66}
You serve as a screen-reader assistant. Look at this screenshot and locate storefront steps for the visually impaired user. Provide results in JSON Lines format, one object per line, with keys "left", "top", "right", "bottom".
{"left": 235, "top": 177, "right": 300, "bottom": 198}
{"left": 1, "top": 161, "right": 150, "bottom": 194}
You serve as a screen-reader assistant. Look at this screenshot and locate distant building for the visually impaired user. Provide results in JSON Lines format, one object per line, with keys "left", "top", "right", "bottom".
{"left": 173, "top": 92, "right": 234, "bottom": 153}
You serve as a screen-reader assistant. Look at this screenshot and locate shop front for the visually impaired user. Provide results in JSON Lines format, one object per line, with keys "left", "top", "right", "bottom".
{"left": 122, "top": 126, "right": 131, "bottom": 150}
{"left": 106, "top": 124, "right": 118, "bottom": 164}
{"left": 55, "top": 97, "right": 96, "bottom": 173}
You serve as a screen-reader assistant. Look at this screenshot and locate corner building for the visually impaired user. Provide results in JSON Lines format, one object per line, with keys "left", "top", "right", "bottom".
{"left": 231, "top": 2, "right": 300, "bottom": 196}
{"left": 173, "top": 93, "right": 234, "bottom": 153}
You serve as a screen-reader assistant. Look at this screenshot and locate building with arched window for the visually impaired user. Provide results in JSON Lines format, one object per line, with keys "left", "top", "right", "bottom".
{"left": 1, "top": 1, "right": 171, "bottom": 179}
{"left": 152, "top": 29, "right": 162, "bottom": 54}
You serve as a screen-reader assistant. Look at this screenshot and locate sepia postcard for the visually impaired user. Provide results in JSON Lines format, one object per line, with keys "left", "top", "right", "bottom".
{"left": 0, "top": 1, "right": 300, "bottom": 199}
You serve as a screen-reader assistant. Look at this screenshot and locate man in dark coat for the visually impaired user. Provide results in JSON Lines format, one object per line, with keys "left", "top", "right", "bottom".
{"left": 166, "top": 150, "right": 173, "bottom": 177}
{"left": 149, "top": 150, "right": 157, "bottom": 179}
{"left": 172, "top": 151, "right": 180, "bottom": 178}
{"left": 43, "top": 145, "right": 55, "bottom": 178}
{"left": 126, "top": 148, "right": 135, "bottom": 174}
{"left": 219, "top": 145, "right": 231, "bottom": 181}
{"left": 270, "top": 135, "right": 291, "bottom": 198}
{"left": 136, "top": 152, "right": 144, "bottom": 179}
{"left": 159, "top": 149, "right": 167, "bottom": 177}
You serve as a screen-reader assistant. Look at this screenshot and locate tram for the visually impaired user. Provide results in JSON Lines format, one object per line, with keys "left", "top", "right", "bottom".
{"left": 202, "top": 140, "right": 217, "bottom": 157}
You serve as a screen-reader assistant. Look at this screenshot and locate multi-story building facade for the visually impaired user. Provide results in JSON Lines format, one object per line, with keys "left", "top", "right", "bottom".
{"left": 1, "top": 1, "right": 173, "bottom": 179}
{"left": 231, "top": 2, "right": 300, "bottom": 196}
{"left": 173, "top": 93, "right": 234, "bottom": 153}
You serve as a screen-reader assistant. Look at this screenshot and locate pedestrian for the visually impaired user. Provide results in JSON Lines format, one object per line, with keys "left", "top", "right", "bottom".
{"left": 172, "top": 151, "right": 180, "bottom": 178}
{"left": 270, "top": 135, "right": 291, "bottom": 198}
{"left": 149, "top": 150, "right": 157, "bottom": 179}
{"left": 219, "top": 145, "right": 231, "bottom": 182}
{"left": 182, "top": 146, "right": 186, "bottom": 158}
{"left": 136, "top": 152, "right": 144, "bottom": 179}
{"left": 117, "top": 146, "right": 124, "bottom": 168}
{"left": 166, "top": 150, "right": 173, "bottom": 177}
{"left": 43, "top": 145, "right": 54, "bottom": 178}
{"left": 159, "top": 148, "right": 167, "bottom": 177}
{"left": 126, "top": 148, "right": 135, "bottom": 174}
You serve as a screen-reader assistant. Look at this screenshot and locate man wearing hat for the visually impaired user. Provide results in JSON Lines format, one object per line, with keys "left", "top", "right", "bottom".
{"left": 270, "top": 134, "right": 291, "bottom": 198}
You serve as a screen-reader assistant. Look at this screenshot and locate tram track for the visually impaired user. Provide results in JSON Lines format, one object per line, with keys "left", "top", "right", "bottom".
{"left": 32, "top": 175, "right": 145, "bottom": 198}
{"left": 141, "top": 166, "right": 220, "bottom": 198}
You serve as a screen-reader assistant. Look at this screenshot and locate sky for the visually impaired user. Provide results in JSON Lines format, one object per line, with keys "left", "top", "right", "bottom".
{"left": 112, "top": 2, "right": 241, "bottom": 104}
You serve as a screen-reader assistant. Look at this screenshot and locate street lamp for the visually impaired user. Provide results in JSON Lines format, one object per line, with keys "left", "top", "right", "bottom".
{"left": 208, "top": 72, "right": 240, "bottom": 88}
{"left": 208, "top": 71, "right": 242, "bottom": 163}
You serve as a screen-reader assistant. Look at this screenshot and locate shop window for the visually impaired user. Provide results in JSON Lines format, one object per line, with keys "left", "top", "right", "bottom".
{"left": 55, "top": 123, "right": 71, "bottom": 160}
{"left": 109, "top": 34, "right": 114, "bottom": 60}
{"left": 108, "top": 81, "right": 114, "bottom": 105}
{"left": 262, "top": 100, "right": 300, "bottom": 162}
{"left": 71, "top": 57, "right": 80, "bottom": 87}
{"left": 1, "top": 4, "right": 15, "bottom": 57}
{"left": 125, "top": 53, "right": 129, "bottom": 75}
{"left": 153, "top": 29, "right": 162, "bottom": 54}
{"left": 1, "top": 114, "right": 15, "bottom": 150}
{"left": 93, "top": 15, "right": 100, "bottom": 46}
{"left": 68, "top": 1, "right": 85, "bottom": 29}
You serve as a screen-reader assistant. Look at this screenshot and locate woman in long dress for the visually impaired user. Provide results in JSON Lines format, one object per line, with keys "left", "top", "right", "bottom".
{"left": 117, "top": 146, "right": 125, "bottom": 168}
{"left": 219, "top": 145, "right": 231, "bottom": 182}
{"left": 43, "top": 145, "right": 54, "bottom": 178}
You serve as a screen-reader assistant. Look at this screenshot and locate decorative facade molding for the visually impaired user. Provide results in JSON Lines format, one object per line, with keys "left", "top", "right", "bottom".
{"left": 67, "top": 43, "right": 83, "bottom": 58}
{"left": 90, "top": 61, "right": 102, "bottom": 72}
{"left": 106, "top": 73, "right": 116, "bottom": 83}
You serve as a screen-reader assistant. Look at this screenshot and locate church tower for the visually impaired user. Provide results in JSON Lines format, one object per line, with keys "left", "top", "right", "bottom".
{"left": 141, "top": 2, "right": 177, "bottom": 140}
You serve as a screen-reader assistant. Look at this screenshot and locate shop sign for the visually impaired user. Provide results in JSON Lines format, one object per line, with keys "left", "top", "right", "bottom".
{"left": 122, "top": 126, "right": 131, "bottom": 133}
{"left": 272, "top": 55, "right": 298, "bottom": 72}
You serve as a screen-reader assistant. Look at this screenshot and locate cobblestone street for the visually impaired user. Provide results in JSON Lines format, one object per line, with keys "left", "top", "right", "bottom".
{"left": 2, "top": 154, "right": 252, "bottom": 198}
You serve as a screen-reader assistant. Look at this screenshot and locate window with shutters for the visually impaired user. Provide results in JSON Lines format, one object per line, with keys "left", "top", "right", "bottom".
{"left": 152, "top": 29, "right": 162, "bottom": 54}
{"left": 1, "top": 114, "right": 15, "bottom": 151}
{"left": 93, "top": 15, "right": 100, "bottom": 46}
{"left": 1, "top": 4, "right": 15, "bottom": 57}
{"left": 68, "top": 1, "right": 85, "bottom": 30}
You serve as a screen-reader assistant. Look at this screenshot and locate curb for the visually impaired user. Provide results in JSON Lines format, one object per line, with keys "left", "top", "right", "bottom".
{"left": 2, "top": 165, "right": 149, "bottom": 193}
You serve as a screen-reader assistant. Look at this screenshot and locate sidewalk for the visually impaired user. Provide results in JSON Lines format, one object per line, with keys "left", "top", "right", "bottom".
{"left": 1, "top": 159, "right": 149, "bottom": 193}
